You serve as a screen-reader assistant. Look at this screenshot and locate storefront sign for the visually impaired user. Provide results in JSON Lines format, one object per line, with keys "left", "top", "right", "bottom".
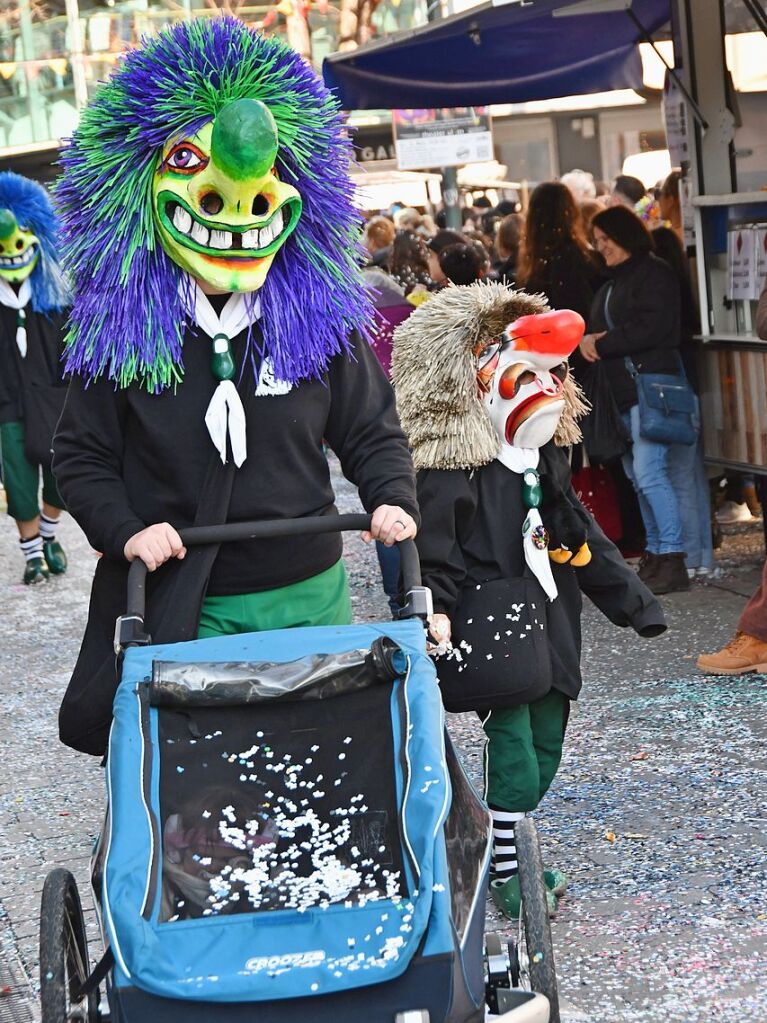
{"left": 392, "top": 108, "right": 493, "bottom": 172}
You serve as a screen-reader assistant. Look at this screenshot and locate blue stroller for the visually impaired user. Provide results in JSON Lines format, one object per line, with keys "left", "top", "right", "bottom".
{"left": 39, "top": 517, "right": 553, "bottom": 1023}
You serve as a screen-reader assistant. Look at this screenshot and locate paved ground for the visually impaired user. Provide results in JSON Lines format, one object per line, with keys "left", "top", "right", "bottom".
{"left": 0, "top": 466, "right": 765, "bottom": 1023}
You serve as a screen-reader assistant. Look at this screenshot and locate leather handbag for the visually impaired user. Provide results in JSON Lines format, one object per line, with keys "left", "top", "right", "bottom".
{"left": 623, "top": 358, "right": 698, "bottom": 446}
{"left": 433, "top": 574, "right": 552, "bottom": 713}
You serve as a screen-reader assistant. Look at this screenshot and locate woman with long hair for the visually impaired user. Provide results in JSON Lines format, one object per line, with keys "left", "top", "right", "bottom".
{"left": 517, "top": 181, "right": 602, "bottom": 321}
{"left": 389, "top": 229, "right": 433, "bottom": 296}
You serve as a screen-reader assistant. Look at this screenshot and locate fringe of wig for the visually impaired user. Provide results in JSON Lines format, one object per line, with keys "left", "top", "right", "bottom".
{"left": 0, "top": 172, "right": 68, "bottom": 314}
{"left": 391, "top": 280, "right": 588, "bottom": 470}
{"left": 55, "top": 17, "right": 372, "bottom": 392}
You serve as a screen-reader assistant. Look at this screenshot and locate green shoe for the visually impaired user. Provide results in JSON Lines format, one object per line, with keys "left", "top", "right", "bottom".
{"left": 43, "top": 539, "right": 67, "bottom": 575}
{"left": 544, "top": 869, "right": 568, "bottom": 897}
{"left": 23, "top": 557, "right": 49, "bottom": 585}
{"left": 490, "top": 874, "right": 558, "bottom": 920}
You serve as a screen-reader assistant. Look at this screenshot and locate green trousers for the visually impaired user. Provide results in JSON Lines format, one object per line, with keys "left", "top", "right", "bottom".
{"left": 481, "top": 689, "right": 570, "bottom": 812}
{"left": 198, "top": 559, "right": 352, "bottom": 638}
{"left": 0, "top": 420, "right": 63, "bottom": 522}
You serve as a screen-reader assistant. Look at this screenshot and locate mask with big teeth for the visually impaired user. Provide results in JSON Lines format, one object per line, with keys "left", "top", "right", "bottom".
{"left": 479, "top": 309, "right": 585, "bottom": 451}
{"left": 152, "top": 99, "right": 302, "bottom": 293}
{"left": 0, "top": 208, "right": 39, "bottom": 284}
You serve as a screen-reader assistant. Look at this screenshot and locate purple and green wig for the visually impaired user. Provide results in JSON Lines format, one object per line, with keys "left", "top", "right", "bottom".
{"left": 56, "top": 17, "right": 372, "bottom": 392}
{"left": 0, "top": 172, "right": 68, "bottom": 312}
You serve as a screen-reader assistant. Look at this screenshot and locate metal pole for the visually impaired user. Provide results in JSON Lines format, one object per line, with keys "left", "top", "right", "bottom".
{"left": 425, "top": 0, "right": 462, "bottom": 229}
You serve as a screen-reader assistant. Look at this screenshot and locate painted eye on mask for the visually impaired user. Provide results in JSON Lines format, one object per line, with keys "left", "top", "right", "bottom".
{"left": 498, "top": 367, "right": 536, "bottom": 399}
{"left": 551, "top": 362, "right": 569, "bottom": 382}
{"left": 164, "top": 143, "right": 208, "bottom": 174}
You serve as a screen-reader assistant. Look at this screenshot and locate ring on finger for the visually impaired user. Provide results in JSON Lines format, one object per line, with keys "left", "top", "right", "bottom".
{"left": 394, "top": 519, "right": 407, "bottom": 530}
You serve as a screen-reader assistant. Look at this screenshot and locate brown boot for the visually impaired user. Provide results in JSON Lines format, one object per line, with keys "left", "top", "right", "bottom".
{"left": 637, "top": 551, "right": 659, "bottom": 584}
{"left": 648, "top": 553, "right": 690, "bottom": 595}
{"left": 697, "top": 632, "right": 767, "bottom": 675}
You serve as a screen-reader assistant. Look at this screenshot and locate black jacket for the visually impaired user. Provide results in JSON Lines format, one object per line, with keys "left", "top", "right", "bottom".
{"left": 53, "top": 326, "right": 418, "bottom": 755}
{"left": 0, "top": 305, "right": 68, "bottom": 423}
{"left": 416, "top": 445, "right": 665, "bottom": 701}
{"left": 588, "top": 253, "right": 682, "bottom": 412}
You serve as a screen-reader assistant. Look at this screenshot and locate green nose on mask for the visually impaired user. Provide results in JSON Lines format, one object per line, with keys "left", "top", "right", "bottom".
{"left": 0, "top": 208, "right": 17, "bottom": 239}
{"left": 210, "top": 99, "right": 279, "bottom": 182}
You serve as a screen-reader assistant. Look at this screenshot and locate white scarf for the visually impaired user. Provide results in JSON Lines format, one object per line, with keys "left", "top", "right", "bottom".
{"left": 0, "top": 278, "right": 31, "bottom": 357}
{"left": 495, "top": 445, "right": 558, "bottom": 602}
{"left": 182, "top": 280, "right": 261, "bottom": 468}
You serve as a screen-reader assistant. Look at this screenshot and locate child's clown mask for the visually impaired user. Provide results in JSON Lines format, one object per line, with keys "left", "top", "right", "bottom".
{"left": 480, "top": 309, "right": 585, "bottom": 450}
{"left": 153, "top": 100, "right": 302, "bottom": 293}
{"left": 0, "top": 208, "right": 40, "bottom": 284}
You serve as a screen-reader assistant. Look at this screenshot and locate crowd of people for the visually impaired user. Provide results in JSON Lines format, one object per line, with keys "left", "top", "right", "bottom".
{"left": 360, "top": 167, "right": 717, "bottom": 596}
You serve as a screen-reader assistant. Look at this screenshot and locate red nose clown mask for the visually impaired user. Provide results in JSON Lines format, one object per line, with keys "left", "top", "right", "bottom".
{"left": 479, "top": 309, "right": 585, "bottom": 451}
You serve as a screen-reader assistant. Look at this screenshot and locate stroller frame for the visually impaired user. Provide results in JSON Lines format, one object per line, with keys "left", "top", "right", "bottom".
{"left": 39, "top": 515, "right": 554, "bottom": 1023}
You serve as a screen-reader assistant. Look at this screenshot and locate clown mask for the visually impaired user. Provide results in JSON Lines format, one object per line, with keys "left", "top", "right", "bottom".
{"left": 479, "top": 309, "right": 585, "bottom": 451}
{"left": 152, "top": 98, "right": 302, "bottom": 293}
{"left": 0, "top": 208, "right": 39, "bottom": 284}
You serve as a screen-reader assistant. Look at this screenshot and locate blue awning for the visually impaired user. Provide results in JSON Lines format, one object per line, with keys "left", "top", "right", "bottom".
{"left": 323, "top": 0, "right": 670, "bottom": 110}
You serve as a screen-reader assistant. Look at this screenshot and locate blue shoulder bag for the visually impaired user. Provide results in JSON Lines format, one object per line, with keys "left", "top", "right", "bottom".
{"left": 603, "top": 284, "right": 698, "bottom": 446}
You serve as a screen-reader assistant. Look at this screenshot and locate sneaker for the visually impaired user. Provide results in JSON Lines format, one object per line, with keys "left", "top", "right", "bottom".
{"left": 23, "top": 557, "right": 49, "bottom": 585}
{"left": 43, "top": 539, "right": 68, "bottom": 575}
{"left": 648, "top": 553, "right": 690, "bottom": 595}
{"left": 716, "top": 501, "right": 753, "bottom": 524}
{"left": 490, "top": 874, "right": 558, "bottom": 920}
{"left": 697, "top": 632, "right": 767, "bottom": 675}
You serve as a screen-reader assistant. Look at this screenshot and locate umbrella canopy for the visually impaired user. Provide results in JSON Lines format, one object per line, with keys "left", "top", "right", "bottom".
{"left": 323, "top": 0, "right": 670, "bottom": 110}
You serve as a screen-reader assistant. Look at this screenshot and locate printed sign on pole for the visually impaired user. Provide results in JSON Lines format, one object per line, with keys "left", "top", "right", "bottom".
{"left": 392, "top": 108, "right": 494, "bottom": 172}
{"left": 726, "top": 227, "right": 755, "bottom": 301}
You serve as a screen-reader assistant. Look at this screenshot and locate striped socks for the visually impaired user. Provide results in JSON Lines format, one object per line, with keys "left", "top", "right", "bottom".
{"left": 490, "top": 808, "right": 525, "bottom": 878}
{"left": 19, "top": 534, "right": 44, "bottom": 562}
{"left": 39, "top": 512, "right": 60, "bottom": 541}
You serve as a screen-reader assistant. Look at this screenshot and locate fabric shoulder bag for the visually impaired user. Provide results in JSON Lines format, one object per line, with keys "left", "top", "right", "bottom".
{"left": 433, "top": 573, "right": 553, "bottom": 713}
{"left": 604, "top": 284, "right": 698, "bottom": 446}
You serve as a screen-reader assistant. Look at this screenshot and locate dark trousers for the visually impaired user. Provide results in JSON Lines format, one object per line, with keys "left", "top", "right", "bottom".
{"left": 739, "top": 558, "right": 767, "bottom": 643}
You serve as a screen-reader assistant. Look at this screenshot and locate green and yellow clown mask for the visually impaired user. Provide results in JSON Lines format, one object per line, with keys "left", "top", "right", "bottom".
{"left": 152, "top": 99, "right": 302, "bottom": 293}
{"left": 0, "top": 208, "right": 40, "bottom": 284}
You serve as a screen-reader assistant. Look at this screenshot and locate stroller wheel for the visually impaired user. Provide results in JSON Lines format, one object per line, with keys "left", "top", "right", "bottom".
{"left": 515, "top": 818, "right": 560, "bottom": 1023}
{"left": 40, "top": 868, "right": 99, "bottom": 1023}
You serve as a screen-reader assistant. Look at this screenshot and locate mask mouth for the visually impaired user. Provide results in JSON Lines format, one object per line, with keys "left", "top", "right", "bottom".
{"left": 0, "top": 242, "right": 37, "bottom": 271}
{"left": 157, "top": 193, "right": 302, "bottom": 261}
{"left": 505, "top": 393, "right": 564, "bottom": 445}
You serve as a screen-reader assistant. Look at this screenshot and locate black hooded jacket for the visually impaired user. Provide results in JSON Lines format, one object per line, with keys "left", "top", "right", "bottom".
{"left": 415, "top": 443, "right": 666, "bottom": 702}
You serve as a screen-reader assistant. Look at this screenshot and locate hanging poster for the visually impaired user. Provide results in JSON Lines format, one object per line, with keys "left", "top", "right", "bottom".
{"left": 393, "top": 108, "right": 493, "bottom": 172}
{"left": 661, "top": 70, "right": 690, "bottom": 169}
{"left": 726, "top": 227, "right": 755, "bottom": 301}
{"left": 752, "top": 225, "right": 767, "bottom": 300}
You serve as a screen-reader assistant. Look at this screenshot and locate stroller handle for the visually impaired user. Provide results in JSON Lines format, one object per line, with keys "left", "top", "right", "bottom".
{"left": 121, "top": 515, "right": 427, "bottom": 642}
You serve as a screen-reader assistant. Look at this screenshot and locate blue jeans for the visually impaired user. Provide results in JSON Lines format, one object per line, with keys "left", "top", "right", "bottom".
{"left": 668, "top": 435, "right": 713, "bottom": 570}
{"left": 621, "top": 406, "right": 683, "bottom": 554}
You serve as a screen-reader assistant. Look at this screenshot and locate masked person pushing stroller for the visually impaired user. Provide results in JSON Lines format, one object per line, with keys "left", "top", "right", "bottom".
{"left": 51, "top": 18, "right": 417, "bottom": 758}
{"left": 392, "top": 281, "right": 666, "bottom": 919}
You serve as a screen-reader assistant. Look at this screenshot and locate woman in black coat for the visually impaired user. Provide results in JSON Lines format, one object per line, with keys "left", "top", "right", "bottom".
{"left": 580, "top": 206, "right": 688, "bottom": 594}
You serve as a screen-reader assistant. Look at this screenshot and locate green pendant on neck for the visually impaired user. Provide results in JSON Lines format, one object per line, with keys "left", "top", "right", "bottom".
{"left": 211, "top": 334, "right": 236, "bottom": 381}
{"left": 522, "top": 467, "right": 542, "bottom": 509}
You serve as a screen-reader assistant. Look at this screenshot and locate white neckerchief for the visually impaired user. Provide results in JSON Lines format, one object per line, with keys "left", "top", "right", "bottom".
{"left": 182, "top": 279, "right": 261, "bottom": 468}
{"left": 495, "top": 444, "right": 558, "bottom": 602}
{"left": 0, "top": 278, "right": 31, "bottom": 357}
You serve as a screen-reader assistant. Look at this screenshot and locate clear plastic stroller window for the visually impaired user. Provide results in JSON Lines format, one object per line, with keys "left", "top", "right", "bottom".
{"left": 156, "top": 681, "right": 408, "bottom": 922}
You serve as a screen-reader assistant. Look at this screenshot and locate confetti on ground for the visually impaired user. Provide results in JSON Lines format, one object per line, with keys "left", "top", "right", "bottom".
{"left": 1, "top": 460, "right": 765, "bottom": 1023}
